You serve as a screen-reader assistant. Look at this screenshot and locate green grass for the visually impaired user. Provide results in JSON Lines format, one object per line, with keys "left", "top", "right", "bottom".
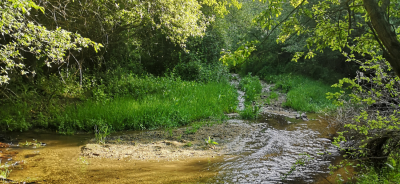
{"left": 239, "top": 73, "right": 262, "bottom": 104}
{"left": 265, "top": 91, "right": 279, "bottom": 105}
{"left": 239, "top": 104, "right": 261, "bottom": 119}
{"left": 54, "top": 80, "right": 237, "bottom": 133}
{"left": 237, "top": 74, "right": 262, "bottom": 119}
{"left": 265, "top": 74, "right": 338, "bottom": 112}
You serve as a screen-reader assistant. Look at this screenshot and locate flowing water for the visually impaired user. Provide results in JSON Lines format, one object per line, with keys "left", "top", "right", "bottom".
{"left": 205, "top": 115, "right": 349, "bottom": 183}
{"left": 0, "top": 114, "right": 352, "bottom": 184}
{"left": 0, "top": 77, "right": 351, "bottom": 183}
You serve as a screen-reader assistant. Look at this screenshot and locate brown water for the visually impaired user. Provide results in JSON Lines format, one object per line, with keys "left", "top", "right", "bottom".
{"left": 1, "top": 114, "right": 352, "bottom": 183}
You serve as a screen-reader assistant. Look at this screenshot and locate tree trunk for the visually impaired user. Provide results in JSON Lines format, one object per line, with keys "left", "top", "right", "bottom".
{"left": 363, "top": 0, "right": 400, "bottom": 77}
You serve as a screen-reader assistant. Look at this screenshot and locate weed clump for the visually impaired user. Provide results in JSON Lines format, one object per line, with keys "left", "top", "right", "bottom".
{"left": 239, "top": 73, "right": 262, "bottom": 103}
{"left": 238, "top": 74, "right": 262, "bottom": 119}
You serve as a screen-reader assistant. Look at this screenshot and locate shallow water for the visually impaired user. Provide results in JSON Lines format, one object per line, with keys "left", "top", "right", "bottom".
{"left": 205, "top": 114, "right": 347, "bottom": 184}
{"left": 1, "top": 132, "right": 221, "bottom": 183}
{"left": 0, "top": 113, "right": 352, "bottom": 183}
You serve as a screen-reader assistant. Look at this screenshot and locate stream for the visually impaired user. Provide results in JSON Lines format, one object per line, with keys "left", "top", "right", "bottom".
{"left": 0, "top": 77, "right": 351, "bottom": 183}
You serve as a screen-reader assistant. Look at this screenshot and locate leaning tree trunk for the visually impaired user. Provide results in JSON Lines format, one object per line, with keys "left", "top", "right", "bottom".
{"left": 363, "top": 0, "right": 400, "bottom": 78}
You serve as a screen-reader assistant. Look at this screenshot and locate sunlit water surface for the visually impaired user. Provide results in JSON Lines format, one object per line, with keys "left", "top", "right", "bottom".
{"left": 0, "top": 114, "right": 352, "bottom": 183}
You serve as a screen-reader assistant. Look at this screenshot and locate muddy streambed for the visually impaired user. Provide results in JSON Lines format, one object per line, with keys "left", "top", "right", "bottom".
{"left": 0, "top": 113, "right": 352, "bottom": 183}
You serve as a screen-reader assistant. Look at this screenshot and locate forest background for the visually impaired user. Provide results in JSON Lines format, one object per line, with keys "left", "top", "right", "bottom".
{"left": 1, "top": 0, "right": 400, "bottom": 182}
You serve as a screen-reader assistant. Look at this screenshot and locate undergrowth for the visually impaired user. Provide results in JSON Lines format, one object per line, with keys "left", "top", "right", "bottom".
{"left": 238, "top": 74, "right": 262, "bottom": 119}
{"left": 355, "top": 162, "right": 400, "bottom": 184}
{"left": 54, "top": 77, "right": 237, "bottom": 133}
{"left": 239, "top": 73, "right": 262, "bottom": 103}
{"left": 265, "top": 74, "right": 338, "bottom": 112}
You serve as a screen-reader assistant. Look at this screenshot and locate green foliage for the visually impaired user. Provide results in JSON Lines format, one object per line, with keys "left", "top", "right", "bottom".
{"left": 0, "top": 0, "right": 102, "bottom": 85}
{"left": 94, "top": 120, "right": 111, "bottom": 145}
{"left": 165, "top": 128, "right": 174, "bottom": 138}
{"left": 327, "top": 59, "right": 400, "bottom": 158}
{"left": 0, "top": 102, "right": 31, "bottom": 132}
{"left": 173, "top": 61, "right": 230, "bottom": 83}
{"left": 239, "top": 73, "right": 262, "bottom": 103}
{"left": 265, "top": 91, "right": 278, "bottom": 105}
{"left": 220, "top": 41, "right": 259, "bottom": 69}
{"left": 267, "top": 74, "right": 338, "bottom": 112}
{"left": 205, "top": 136, "right": 218, "bottom": 146}
{"left": 281, "top": 153, "right": 312, "bottom": 181}
{"left": 241, "top": 50, "right": 355, "bottom": 84}
{"left": 254, "top": 0, "right": 400, "bottom": 70}
{"left": 239, "top": 104, "right": 261, "bottom": 120}
{"left": 185, "top": 122, "right": 203, "bottom": 134}
{"left": 185, "top": 142, "right": 193, "bottom": 147}
{"left": 22, "top": 139, "right": 44, "bottom": 148}
{"left": 0, "top": 164, "right": 12, "bottom": 180}
{"left": 52, "top": 76, "right": 237, "bottom": 132}
{"left": 355, "top": 153, "right": 400, "bottom": 184}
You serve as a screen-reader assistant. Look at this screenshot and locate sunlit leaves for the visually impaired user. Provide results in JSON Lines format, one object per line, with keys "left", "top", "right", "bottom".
{"left": 0, "top": 0, "right": 102, "bottom": 85}
{"left": 219, "top": 40, "right": 259, "bottom": 68}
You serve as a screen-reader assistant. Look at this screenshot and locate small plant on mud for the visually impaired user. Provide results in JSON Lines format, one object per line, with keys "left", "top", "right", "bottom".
{"left": 185, "top": 142, "right": 193, "bottom": 147}
{"left": 32, "top": 139, "right": 45, "bottom": 148}
{"left": 165, "top": 128, "right": 174, "bottom": 138}
{"left": 21, "top": 140, "right": 44, "bottom": 147}
{"left": 23, "top": 140, "right": 32, "bottom": 146}
{"left": 185, "top": 122, "right": 203, "bottom": 134}
{"left": 205, "top": 136, "right": 218, "bottom": 148}
{"left": 0, "top": 164, "right": 12, "bottom": 180}
{"left": 116, "top": 138, "right": 122, "bottom": 143}
{"left": 94, "top": 120, "right": 111, "bottom": 145}
{"left": 176, "top": 134, "right": 183, "bottom": 141}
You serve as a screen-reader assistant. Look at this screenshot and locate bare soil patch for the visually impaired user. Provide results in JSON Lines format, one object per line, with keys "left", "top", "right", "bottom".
{"left": 82, "top": 120, "right": 254, "bottom": 161}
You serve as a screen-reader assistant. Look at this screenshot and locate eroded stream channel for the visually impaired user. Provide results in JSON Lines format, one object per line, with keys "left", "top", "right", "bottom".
{"left": 1, "top": 77, "right": 351, "bottom": 183}
{"left": 0, "top": 113, "right": 351, "bottom": 183}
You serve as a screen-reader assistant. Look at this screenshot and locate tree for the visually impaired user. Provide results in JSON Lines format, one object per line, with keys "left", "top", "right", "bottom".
{"left": 0, "top": 0, "right": 102, "bottom": 86}
{"left": 363, "top": 0, "right": 400, "bottom": 77}
{"left": 252, "top": 0, "right": 400, "bottom": 159}
{"left": 0, "top": 0, "right": 242, "bottom": 86}
{"left": 254, "top": 0, "right": 400, "bottom": 77}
